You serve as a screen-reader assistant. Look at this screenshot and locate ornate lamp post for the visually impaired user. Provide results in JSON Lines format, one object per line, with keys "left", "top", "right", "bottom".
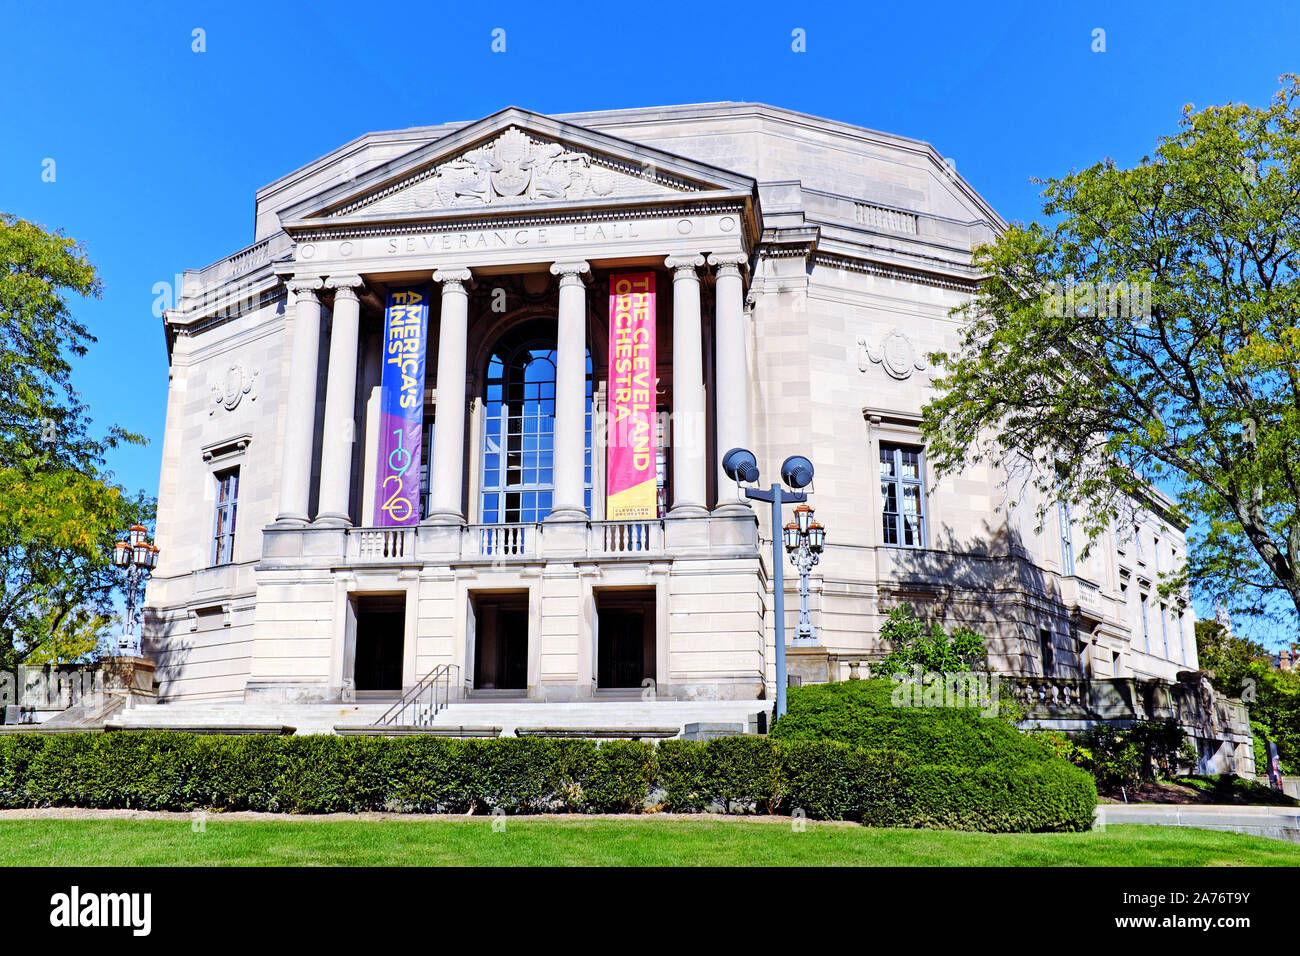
{"left": 112, "top": 524, "right": 158, "bottom": 656}
{"left": 784, "top": 504, "right": 826, "bottom": 646}
{"left": 721, "top": 447, "right": 815, "bottom": 720}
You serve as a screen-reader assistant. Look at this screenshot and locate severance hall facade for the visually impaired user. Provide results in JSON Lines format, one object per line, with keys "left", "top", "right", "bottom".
{"left": 143, "top": 103, "right": 1198, "bottom": 708}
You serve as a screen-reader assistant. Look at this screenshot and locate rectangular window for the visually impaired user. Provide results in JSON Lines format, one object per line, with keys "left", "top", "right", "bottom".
{"left": 418, "top": 415, "right": 435, "bottom": 521}
{"left": 1039, "top": 628, "right": 1055, "bottom": 677}
{"left": 1160, "top": 603, "right": 1174, "bottom": 660}
{"left": 1134, "top": 526, "right": 1144, "bottom": 564}
{"left": 655, "top": 407, "right": 671, "bottom": 519}
{"left": 211, "top": 467, "right": 240, "bottom": 566}
{"left": 1058, "top": 498, "right": 1075, "bottom": 576}
{"left": 1139, "top": 592, "right": 1151, "bottom": 653}
{"left": 880, "top": 443, "right": 926, "bottom": 548}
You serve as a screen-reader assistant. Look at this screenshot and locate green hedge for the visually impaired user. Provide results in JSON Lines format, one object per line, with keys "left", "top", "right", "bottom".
{"left": 771, "top": 678, "right": 1055, "bottom": 765}
{"left": 0, "top": 730, "right": 1095, "bottom": 831}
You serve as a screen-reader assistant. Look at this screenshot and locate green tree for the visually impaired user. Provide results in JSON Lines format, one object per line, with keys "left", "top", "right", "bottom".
{"left": 0, "top": 214, "right": 151, "bottom": 668}
{"left": 871, "top": 603, "right": 988, "bottom": 678}
{"left": 1195, "top": 618, "right": 1271, "bottom": 694}
{"left": 920, "top": 76, "right": 1300, "bottom": 626}
{"left": 1195, "top": 617, "right": 1300, "bottom": 774}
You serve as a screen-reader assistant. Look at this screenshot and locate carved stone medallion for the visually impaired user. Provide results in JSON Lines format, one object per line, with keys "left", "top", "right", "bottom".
{"left": 858, "top": 330, "right": 927, "bottom": 380}
{"left": 210, "top": 362, "right": 260, "bottom": 414}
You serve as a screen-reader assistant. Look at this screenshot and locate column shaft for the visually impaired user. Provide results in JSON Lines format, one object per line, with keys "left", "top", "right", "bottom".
{"left": 666, "top": 254, "right": 708, "bottom": 515}
{"left": 709, "top": 253, "right": 751, "bottom": 510}
{"left": 315, "top": 275, "right": 364, "bottom": 526}
{"left": 425, "top": 269, "right": 472, "bottom": 525}
{"left": 549, "top": 261, "right": 590, "bottom": 521}
{"left": 276, "top": 279, "right": 324, "bottom": 525}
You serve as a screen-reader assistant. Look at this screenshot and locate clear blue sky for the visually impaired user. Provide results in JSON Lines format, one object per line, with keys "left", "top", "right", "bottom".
{"left": 3, "top": 0, "right": 1297, "bottom": 632}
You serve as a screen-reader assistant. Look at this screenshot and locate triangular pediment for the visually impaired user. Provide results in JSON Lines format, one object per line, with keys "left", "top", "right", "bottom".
{"left": 283, "top": 107, "right": 756, "bottom": 227}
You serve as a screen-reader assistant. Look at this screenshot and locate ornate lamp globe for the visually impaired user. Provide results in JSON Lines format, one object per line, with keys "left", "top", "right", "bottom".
{"left": 794, "top": 503, "right": 813, "bottom": 534}
{"left": 783, "top": 522, "right": 801, "bottom": 552}
{"left": 128, "top": 524, "right": 147, "bottom": 548}
{"left": 807, "top": 521, "right": 826, "bottom": 553}
{"left": 113, "top": 540, "right": 131, "bottom": 567}
{"left": 132, "top": 540, "right": 151, "bottom": 565}
{"left": 142, "top": 544, "right": 160, "bottom": 570}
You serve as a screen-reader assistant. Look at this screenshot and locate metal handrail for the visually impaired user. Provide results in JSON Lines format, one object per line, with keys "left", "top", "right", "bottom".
{"left": 375, "top": 663, "right": 459, "bottom": 727}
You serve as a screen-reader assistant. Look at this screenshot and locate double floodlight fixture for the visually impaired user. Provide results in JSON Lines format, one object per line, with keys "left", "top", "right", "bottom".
{"left": 722, "top": 447, "right": 817, "bottom": 721}
{"left": 723, "top": 447, "right": 815, "bottom": 494}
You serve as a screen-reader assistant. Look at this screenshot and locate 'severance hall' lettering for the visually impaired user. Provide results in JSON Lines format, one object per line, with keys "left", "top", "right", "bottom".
{"left": 384, "top": 221, "right": 643, "bottom": 254}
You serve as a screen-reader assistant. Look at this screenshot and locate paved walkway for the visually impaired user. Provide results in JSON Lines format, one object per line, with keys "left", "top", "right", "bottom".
{"left": 1098, "top": 803, "right": 1300, "bottom": 843}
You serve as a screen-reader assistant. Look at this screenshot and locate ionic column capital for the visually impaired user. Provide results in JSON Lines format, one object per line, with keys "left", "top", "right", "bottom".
{"left": 326, "top": 274, "right": 364, "bottom": 301}
{"left": 707, "top": 252, "right": 749, "bottom": 277}
{"left": 433, "top": 268, "right": 473, "bottom": 293}
{"left": 549, "top": 260, "right": 591, "bottom": 286}
{"left": 287, "top": 277, "right": 324, "bottom": 300}
{"left": 665, "top": 254, "right": 706, "bottom": 276}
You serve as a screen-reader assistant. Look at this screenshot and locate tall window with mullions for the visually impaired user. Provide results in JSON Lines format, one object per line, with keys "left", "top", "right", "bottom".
{"left": 880, "top": 443, "right": 926, "bottom": 547}
{"left": 480, "top": 333, "right": 592, "bottom": 523}
{"left": 418, "top": 415, "right": 434, "bottom": 520}
{"left": 211, "top": 467, "right": 239, "bottom": 565}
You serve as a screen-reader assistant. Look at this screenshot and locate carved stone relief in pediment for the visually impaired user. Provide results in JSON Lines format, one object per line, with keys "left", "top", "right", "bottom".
{"left": 333, "top": 127, "right": 691, "bottom": 218}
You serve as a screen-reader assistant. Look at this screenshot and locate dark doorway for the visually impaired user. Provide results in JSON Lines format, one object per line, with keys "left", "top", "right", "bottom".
{"left": 473, "top": 592, "right": 529, "bottom": 691}
{"left": 354, "top": 595, "right": 405, "bottom": 691}
{"left": 597, "top": 589, "right": 656, "bottom": 689}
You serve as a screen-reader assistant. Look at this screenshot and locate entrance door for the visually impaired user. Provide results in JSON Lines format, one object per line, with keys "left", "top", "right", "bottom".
{"left": 473, "top": 593, "right": 529, "bottom": 691}
{"left": 354, "top": 595, "right": 404, "bottom": 692}
{"left": 596, "top": 590, "right": 656, "bottom": 689}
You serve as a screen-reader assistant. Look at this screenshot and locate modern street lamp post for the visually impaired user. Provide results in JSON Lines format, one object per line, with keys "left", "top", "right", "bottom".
{"left": 721, "top": 448, "right": 815, "bottom": 721}
{"left": 112, "top": 524, "right": 159, "bottom": 657}
{"left": 784, "top": 504, "right": 826, "bottom": 646}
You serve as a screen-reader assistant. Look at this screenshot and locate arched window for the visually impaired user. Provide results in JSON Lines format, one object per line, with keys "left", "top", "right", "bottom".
{"left": 481, "top": 328, "right": 592, "bottom": 523}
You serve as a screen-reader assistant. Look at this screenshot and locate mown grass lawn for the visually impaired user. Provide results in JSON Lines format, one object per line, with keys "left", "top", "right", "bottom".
{"left": 0, "top": 818, "right": 1298, "bottom": 866}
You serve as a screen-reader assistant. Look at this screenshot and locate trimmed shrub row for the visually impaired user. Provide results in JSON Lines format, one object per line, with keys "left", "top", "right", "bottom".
{"left": 771, "top": 678, "right": 1053, "bottom": 765}
{"left": 0, "top": 731, "right": 1096, "bottom": 831}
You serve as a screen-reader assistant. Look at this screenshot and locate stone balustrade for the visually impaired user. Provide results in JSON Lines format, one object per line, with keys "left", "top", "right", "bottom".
{"left": 1005, "top": 674, "right": 1252, "bottom": 743}
{"left": 263, "top": 513, "right": 757, "bottom": 570}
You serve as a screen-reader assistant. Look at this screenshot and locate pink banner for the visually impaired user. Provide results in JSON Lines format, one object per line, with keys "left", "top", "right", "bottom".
{"left": 607, "top": 272, "right": 657, "bottom": 519}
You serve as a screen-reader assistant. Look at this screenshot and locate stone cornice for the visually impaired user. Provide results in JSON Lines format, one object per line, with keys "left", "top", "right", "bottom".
{"left": 282, "top": 195, "right": 755, "bottom": 244}
{"left": 812, "top": 251, "right": 979, "bottom": 294}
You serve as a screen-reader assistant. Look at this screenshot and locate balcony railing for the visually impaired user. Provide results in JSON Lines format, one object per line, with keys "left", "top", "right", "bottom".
{"left": 477, "top": 523, "right": 534, "bottom": 558}
{"left": 347, "top": 528, "right": 413, "bottom": 563}
{"left": 340, "top": 520, "right": 670, "bottom": 564}
{"left": 591, "top": 520, "right": 662, "bottom": 555}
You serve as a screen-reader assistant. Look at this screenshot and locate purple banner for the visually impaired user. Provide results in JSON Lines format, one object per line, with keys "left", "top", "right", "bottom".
{"left": 373, "top": 287, "right": 429, "bottom": 526}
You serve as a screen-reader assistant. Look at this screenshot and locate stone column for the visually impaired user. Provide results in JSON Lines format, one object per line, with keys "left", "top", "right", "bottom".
{"left": 314, "top": 275, "right": 365, "bottom": 526}
{"left": 709, "top": 253, "right": 751, "bottom": 511}
{"left": 548, "top": 260, "right": 591, "bottom": 521}
{"left": 666, "top": 254, "right": 708, "bottom": 516}
{"left": 425, "top": 268, "right": 472, "bottom": 525}
{"left": 275, "top": 278, "right": 324, "bottom": 525}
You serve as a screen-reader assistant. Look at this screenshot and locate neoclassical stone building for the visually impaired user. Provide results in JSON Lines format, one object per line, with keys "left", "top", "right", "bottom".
{"left": 143, "top": 103, "right": 1197, "bottom": 705}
